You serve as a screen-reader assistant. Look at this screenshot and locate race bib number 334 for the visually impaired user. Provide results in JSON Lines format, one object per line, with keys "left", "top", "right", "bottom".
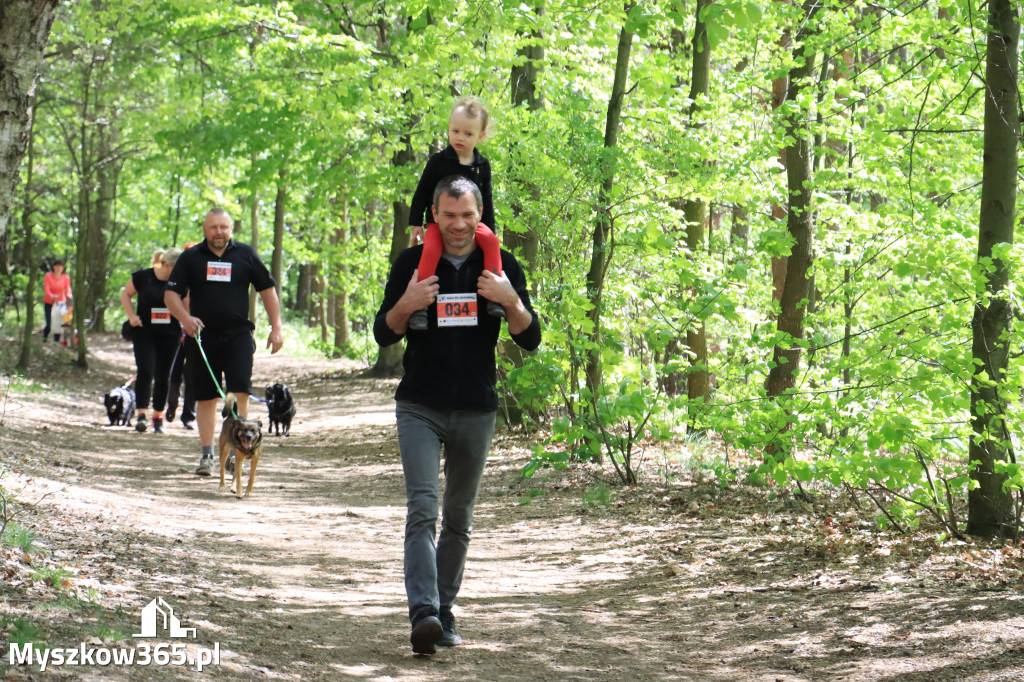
{"left": 207, "top": 262, "right": 232, "bottom": 282}
{"left": 437, "top": 293, "right": 478, "bottom": 327}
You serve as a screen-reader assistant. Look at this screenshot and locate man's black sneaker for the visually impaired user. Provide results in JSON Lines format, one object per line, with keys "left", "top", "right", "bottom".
{"left": 487, "top": 301, "right": 506, "bottom": 320}
{"left": 166, "top": 406, "right": 176, "bottom": 422}
{"left": 152, "top": 417, "right": 164, "bottom": 434}
{"left": 410, "top": 615, "right": 442, "bottom": 655}
{"left": 438, "top": 609, "right": 462, "bottom": 647}
{"left": 182, "top": 420, "right": 195, "bottom": 430}
{"left": 135, "top": 415, "right": 147, "bottom": 433}
{"left": 408, "top": 309, "right": 428, "bottom": 331}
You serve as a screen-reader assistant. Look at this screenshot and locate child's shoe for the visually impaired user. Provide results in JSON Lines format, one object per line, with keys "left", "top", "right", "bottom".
{"left": 408, "top": 309, "right": 428, "bottom": 331}
{"left": 152, "top": 417, "right": 164, "bottom": 434}
{"left": 486, "top": 301, "right": 506, "bottom": 320}
{"left": 135, "top": 415, "right": 148, "bottom": 433}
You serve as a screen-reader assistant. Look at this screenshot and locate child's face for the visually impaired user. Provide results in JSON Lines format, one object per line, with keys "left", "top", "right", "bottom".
{"left": 448, "top": 108, "right": 485, "bottom": 155}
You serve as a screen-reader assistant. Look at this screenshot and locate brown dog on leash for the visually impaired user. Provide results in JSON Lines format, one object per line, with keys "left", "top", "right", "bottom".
{"left": 218, "top": 394, "right": 264, "bottom": 498}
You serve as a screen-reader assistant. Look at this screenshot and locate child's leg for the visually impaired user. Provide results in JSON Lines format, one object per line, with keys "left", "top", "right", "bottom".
{"left": 474, "top": 223, "right": 502, "bottom": 275}
{"left": 418, "top": 224, "right": 443, "bottom": 281}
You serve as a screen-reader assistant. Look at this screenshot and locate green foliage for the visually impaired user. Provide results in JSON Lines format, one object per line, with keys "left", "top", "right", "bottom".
{"left": 92, "top": 626, "right": 127, "bottom": 642}
{"left": 516, "top": 488, "right": 547, "bottom": 506}
{"left": 1, "top": 617, "right": 44, "bottom": 651}
{"left": 1, "top": 521, "right": 37, "bottom": 554}
{"left": 31, "top": 566, "right": 74, "bottom": 591}
{"left": 581, "top": 481, "right": 613, "bottom": 508}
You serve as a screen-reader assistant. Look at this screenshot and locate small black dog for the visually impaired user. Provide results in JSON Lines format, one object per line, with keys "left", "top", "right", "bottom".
{"left": 264, "top": 383, "right": 296, "bottom": 436}
{"left": 103, "top": 377, "right": 136, "bottom": 426}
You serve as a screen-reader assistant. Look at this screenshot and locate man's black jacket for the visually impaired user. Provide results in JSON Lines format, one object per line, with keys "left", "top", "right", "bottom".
{"left": 374, "top": 245, "right": 540, "bottom": 412}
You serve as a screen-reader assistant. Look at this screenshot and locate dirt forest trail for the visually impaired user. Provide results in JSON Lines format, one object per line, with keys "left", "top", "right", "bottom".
{"left": 2, "top": 334, "right": 1024, "bottom": 681}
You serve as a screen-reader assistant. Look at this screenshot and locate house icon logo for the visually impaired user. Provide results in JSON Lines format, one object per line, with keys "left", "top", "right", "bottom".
{"left": 132, "top": 597, "right": 197, "bottom": 639}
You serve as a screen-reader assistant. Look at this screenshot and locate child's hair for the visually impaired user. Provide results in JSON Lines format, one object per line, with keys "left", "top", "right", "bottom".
{"left": 452, "top": 96, "right": 493, "bottom": 138}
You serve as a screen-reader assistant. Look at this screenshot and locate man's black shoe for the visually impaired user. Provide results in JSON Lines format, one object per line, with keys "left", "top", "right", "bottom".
{"left": 438, "top": 609, "right": 462, "bottom": 647}
{"left": 408, "top": 309, "right": 428, "bottom": 331}
{"left": 486, "top": 301, "right": 506, "bottom": 320}
{"left": 410, "top": 615, "right": 442, "bottom": 655}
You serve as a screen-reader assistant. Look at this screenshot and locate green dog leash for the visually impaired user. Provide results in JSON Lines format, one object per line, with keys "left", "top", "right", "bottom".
{"left": 194, "top": 326, "right": 239, "bottom": 419}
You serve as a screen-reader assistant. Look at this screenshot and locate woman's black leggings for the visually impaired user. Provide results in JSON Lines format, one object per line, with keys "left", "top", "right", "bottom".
{"left": 132, "top": 330, "right": 180, "bottom": 411}
{"left": 43, "top": 303, "right": 53, "bottom": 338}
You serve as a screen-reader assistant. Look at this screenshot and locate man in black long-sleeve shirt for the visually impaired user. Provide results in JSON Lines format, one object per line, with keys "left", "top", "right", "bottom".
{"left": 374, "top": 175, "right": 541, "bottom": 655}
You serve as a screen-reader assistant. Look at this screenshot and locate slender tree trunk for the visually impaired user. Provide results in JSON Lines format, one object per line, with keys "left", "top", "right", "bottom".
{"left": 16, "top": 108, "right": 37, "bottom": 370}
{"left": 584, "top": 9, "right": 634, "bottom": 397}
{"left": 506, "top": 0, "right": 544, "bottom": 275}
{"left": 295, "top": 263, "right": 312, "bottom": 312}
{"left": 85, "top": 122, "right": 116, "bottom": 333}
{"left": 769, "top": 26, "right": 792, "bottom": 308}
{"left": 248, "top": 158, "right": 259, "bottom": 320}
{"left": 71, "top": 59, "right": 94, "bottom": 369}
{"left": 499, "top": 1, "right": 546, "bottom": 425}
{"left": 333, "top": 283, "right": 349, "bottom": 350}
{"left": 764, "top": 2, "right": 821, "bottom": 403}
{"left": 683, "top": 0, "right": 713, "bottom": 428}
{"left": 332, "top": 196, "right": 350, "bottom": 352}
{"left": 967, "top": 0, "right": 1019, "bottom": 539}
{"left": 272, "top": 166, "right": 286, "bottom": 305}
{"left": 310, "top": 265, "right": 323, "bottom": 330}
{"left": 0, "top": 0, "right": 57, "bottom": 241}
{"left": 370, "top": 125, "right": 415, "bottom": 378}
{"left": 731, "top": 204, "right": 749, "bottom": 246}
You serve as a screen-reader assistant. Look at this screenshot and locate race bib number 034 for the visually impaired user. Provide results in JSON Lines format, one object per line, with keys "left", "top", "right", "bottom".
{"left": 436, "top": 293, "right": 478, "bottom": 327}
{"left": 206, "top": 262, "right": 232, "bottom": 282}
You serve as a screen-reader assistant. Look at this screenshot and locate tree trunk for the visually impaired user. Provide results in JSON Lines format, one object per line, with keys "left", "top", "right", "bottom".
{"left": 0, "top": 0, "right": 58, "bottom": 241}
{"left": 731, "top": 204, "right": 749, "bottom": 246}
{"left": 247, "top": 161, "right": 259, "bottom": 321}
{"left": 16, "top": 106, "right": 37, "bottom": 370}
{"left": 764, "top": 2, "right": 821, "bottom": 402}
{"left": 499, "top": 1, "right": 545, "bottom": 426}
{"left": 682, "top": 0, "right": 713, "bottom": 427}
{"left": 271, "top": 166, "right": 286, "bottom": 306}
{"left": 295, "top": 263, "right": 312, "bottom": 313}
{"left": 584, "top": 9, "right": 634, "bottom": 397}
{"left": 769, "top": 27, "right": 792, "bottom": 308}
{"left": 309, "top": 264, "right": 323, "bottom": 328}
{"left": 84, "top": 121, "right": 115, "bottom": 332}
{"left": 505, "top": 0, "right": 544, "bottom": 276}
{"left": 331, "top": 205, "right": 350, "bottom": 353}
{"left": 369, "top": 128, "right": 415, "bottom": 378}
{"left": 967, "top": 0, "right": 1019, "bottom": 539}
{"left": 71, "top": 58, "right": 95, "bottom": 369}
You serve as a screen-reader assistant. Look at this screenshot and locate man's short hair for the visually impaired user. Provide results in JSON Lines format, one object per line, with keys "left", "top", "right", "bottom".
{"left": 206, "top": 207, "right": 231, "bottom": 220}
{"left": 432, "top": 175, "right": 483, "bottom": 213}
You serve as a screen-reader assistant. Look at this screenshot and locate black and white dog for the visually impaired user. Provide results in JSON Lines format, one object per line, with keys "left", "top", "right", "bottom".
{"left": 104, "top": 376, "right": 136, "bottom": 426}
{"left": 264, "top": 383, "right": 296, "bottom": 436}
